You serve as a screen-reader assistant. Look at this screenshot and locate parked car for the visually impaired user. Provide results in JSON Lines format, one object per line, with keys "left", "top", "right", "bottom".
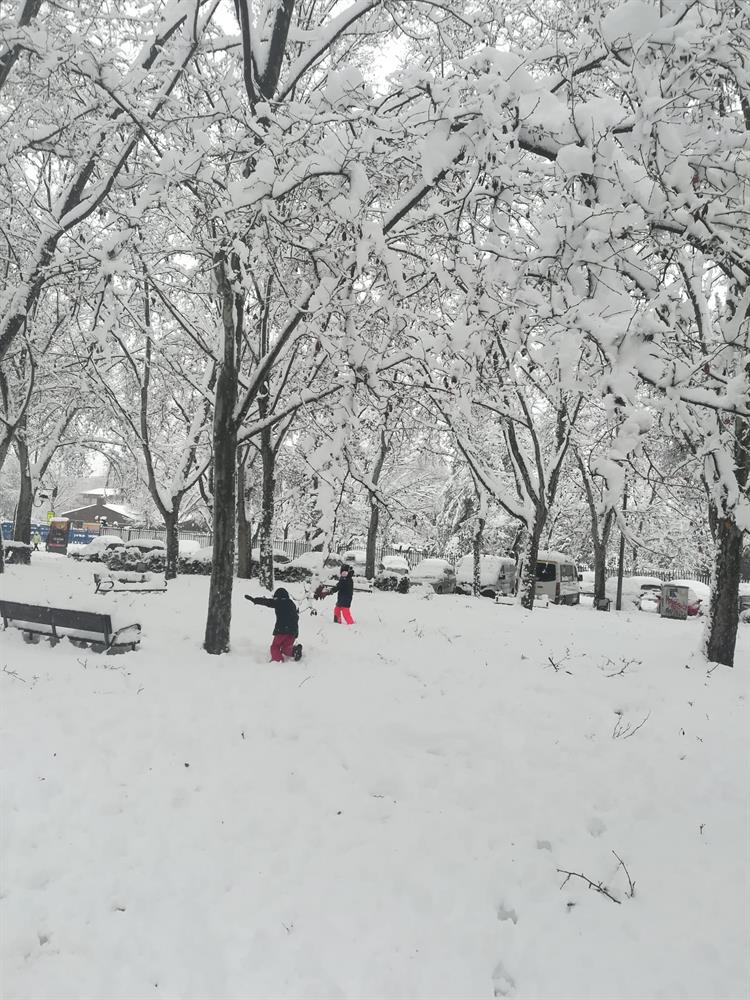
{"left": 68, "top": 536, "right": 124, "bottom": 561}
{"left": 605, "top": 575, "right": 663, "bottom": 609}
{"left": 578, "top": 571, "right": 596, "bottom": 597}
{"left": 378, "top": 555, "right": 410, "bottom": 577}
{"left": 410, "top": 558, "right": 457, "bottom": 594}
{"left": 739, "top": 583, "right": 750, "bottom": 623}
{"left": 455, "top": 554, "right": 516, "bottom": 598}
{"left": 342, "top": 549, "right": 368, "bottom": 573}
{"left": 522, "top": 551, "right": 580, "bottom": 605}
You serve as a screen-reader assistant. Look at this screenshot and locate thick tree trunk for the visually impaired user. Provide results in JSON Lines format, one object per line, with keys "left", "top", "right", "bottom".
{"left": 517, "top": 518, "right": 543, "bottom": 610}
{"left": 472, "top": 516, "right": 485, "bottom": 596}
{"left": 593, "top": 539, "right": 607, "bottom": 604}
{"left": 365, "top": 500, "right": 380, "bottom": 579}
{"left": 204, "top": 264, "right": 241, "bottom": 655}
{"left": 704, "top": 513, "right": 743, "bottom": 667}
{"left": 13, "top": 436, "right": 33, "bottom": 545}
{"left": 258, "top": 426, "right": 275, "bottom": 591}
{"left": 164, "top": 508, "right": 179, "bottom": 581}
{"left": 237, "top": 449, "right": 252, "bottom": 579}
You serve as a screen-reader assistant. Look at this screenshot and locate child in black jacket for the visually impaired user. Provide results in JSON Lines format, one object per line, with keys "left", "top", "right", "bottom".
{"left": 329, "top": 565, "right": 355, "bottom": 624}
{"left": 245, "top": 587, "right": 302, "bottom": 661}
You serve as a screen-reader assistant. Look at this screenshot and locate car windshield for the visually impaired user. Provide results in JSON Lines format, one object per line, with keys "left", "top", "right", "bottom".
{"left": 536, "top": 562, "right": 555, "bottom": 582}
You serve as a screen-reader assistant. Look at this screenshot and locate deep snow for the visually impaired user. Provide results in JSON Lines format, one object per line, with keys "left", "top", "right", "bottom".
{"left": 1, "top": 555, "right": 748, "bottom": 1000}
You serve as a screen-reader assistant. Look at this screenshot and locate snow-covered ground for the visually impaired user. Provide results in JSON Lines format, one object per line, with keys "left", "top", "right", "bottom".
{"left": 1, "top": 556, "right": 748, "bottom": 1000}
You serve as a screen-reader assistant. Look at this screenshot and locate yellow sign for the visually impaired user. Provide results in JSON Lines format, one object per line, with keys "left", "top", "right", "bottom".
{"left": 47, "top": 511, "right": 55, "bottom": 521}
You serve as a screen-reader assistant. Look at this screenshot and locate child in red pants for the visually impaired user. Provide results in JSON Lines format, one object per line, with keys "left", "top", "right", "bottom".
{"left": 316, "top": 565, "right": 355, "bottom": 624}
{"left": 245, "top": 588, "right": 302, "bottom": 661}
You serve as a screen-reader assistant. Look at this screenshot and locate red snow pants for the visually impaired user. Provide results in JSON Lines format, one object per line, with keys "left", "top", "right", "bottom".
{"left": 334, "top": 606, "right": 354, "bottom": 624}
{"left": 270, "top": 633, "right": 295, "bottom": 661}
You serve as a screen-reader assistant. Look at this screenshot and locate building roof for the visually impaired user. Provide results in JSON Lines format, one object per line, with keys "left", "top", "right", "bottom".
{"left": 59, "top": 501, "right": 141, "bottom": 523}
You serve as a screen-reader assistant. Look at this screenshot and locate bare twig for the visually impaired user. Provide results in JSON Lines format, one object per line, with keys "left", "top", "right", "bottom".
{"left": 612, "top": 710, "right": 651, "bottom": 739}
{"left": 557, "top": 868, "right": 621, "bottom": 904}
{"left": 298, "top": 675, "right": 312, "bottom": 688}
{"left": 2, "top": 664, "right": 26, "bottom": 683}
{"left": 612, "top": 851, "right": 636, "bottom": 897}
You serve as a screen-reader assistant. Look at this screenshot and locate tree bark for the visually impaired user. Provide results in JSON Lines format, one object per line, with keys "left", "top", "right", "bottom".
{"left": 365, "top": 500, "right": 380, "bottom": 580}
{"left": 518, "top": 519, "right": 543, "bottom": 610}
{"left": 703, "top": 410, "right": 749, "bottom": 667}
{"left": 13, "top": 434, "right": 33, "bottom": 545}
{"left": 164, "top": 508, "right": 180, "bottom": 581}
{"left": 204, "top": 259, "right": 241, "bottom": 655}
{"left": 236, "top": 448, "right": 252, "bottom": 580}
{"left": 258, "top": 425, "right": 275, "bottom": 591}
{"left": 704, "top": 512, "right": 743, "bottom": 667}
{"left": 472, "top": 515, "right": 485, "bottom": 597}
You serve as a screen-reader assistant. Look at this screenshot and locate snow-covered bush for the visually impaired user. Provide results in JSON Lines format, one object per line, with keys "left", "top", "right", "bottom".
{"left": 178, "top": 548, "right": 213, "bottom": 575}
{"left": 3, "top": 540, "right": 32, "bottom": 565}
{"left": 373, "top": 574, "right": 410, "bottom": 594}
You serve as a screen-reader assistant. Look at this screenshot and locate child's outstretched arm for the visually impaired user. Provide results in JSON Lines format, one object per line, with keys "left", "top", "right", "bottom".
{"left": 245, "top": 595, "right": 277, "bottom": 608}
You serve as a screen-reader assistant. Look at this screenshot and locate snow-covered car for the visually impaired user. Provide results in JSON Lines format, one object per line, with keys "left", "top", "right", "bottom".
{"left": 605, "top": 575, "right": 663, "bottom": 608}
{"left": 410, "top": 558, "right": 457, "bottom": 594}
{"left": 578, "top": 571, "right": 596, "bottom": 597}
{"left": 739, "top": 583, "right": 750, "bottom": 623}
{"left": 286, "top": 550, "right": 343, "bottom": 583}
{"left": 342, "top": 549, "right": 368, "bottom": 573}
{"left": 378, "top": 555, "right": 410, "bottom": 577}
{"left": 68, "top": 536, "right": 124, "bottom": 561}
{"left": 178, "top": 538, "right": 201, "bottom": 555}
{"left": 455, "top": 554, "right": 516, "bottom": 598}
{"left": 124, "top": 538, "right": 166, "bottom": 552}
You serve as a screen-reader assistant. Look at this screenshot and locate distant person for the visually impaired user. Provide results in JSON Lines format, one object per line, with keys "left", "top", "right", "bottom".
{"left": 32, "top": 530, "right": 41, "bottom": 551}
{"left": 316, "top": 564, "right": 355, "bottom": 624}
{"left": 245, "top": 587, "right": 302, "bottom": 662}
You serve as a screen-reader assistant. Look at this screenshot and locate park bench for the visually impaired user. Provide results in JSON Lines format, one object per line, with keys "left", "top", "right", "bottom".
{"left": 0, "top": 599, "right": 141, "bottom": 652}
{"left": 93, "top": 570, "right": 166, "bottom": 594}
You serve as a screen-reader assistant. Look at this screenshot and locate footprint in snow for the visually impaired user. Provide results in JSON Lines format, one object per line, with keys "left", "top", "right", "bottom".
{"left": 496, "top": 902, "right": 518, "bottom": 924}
{"left": 492, "top": 958, "right": 516, "bottom": 997}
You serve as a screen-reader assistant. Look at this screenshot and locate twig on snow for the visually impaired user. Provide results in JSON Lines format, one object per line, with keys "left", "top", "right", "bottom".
{"left": 612, "top": 710, "right": 651, "bottom": 739}
{"left": 557, "top": 867, "right": 621, "bottom": 904}
{"left": 298, "top": 675, "right": 312, "bottom": 688}
{"left": 612, "top": 851, "right": 636, "bottom": 897}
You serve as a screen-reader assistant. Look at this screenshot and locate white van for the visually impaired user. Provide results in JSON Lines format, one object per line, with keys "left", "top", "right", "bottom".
{"left": 533, "top": 551, "right": 580, "bottom": 605}
{"left": 455, "top": 554, "right": 516, "bottom": 598}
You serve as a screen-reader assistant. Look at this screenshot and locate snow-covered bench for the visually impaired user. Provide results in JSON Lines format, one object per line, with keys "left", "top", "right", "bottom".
{"left": 93, "top": 571, "right": 166, "bottom": 594}
{"left": 0, "top": 600, "right": 141, "bottom": 652}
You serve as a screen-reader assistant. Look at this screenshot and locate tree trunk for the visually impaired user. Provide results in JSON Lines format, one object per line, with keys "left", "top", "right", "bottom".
{"left": 592, "top": 538, "right": 607, "bottom": 604}
{"left": 13, "top": 435, "right": 33, "bottom": 545}
{"left": 704, "top": 513, "right": 743, "bottom": 667}
{"left": 164, "top": 508, "right": 179, "bottom": 581}
{"left": 204, "top": 262, "right": 241, "bottom": 655}
{"left": 517, "top": 518, "right": 543, "bottom": 610}
{"left": 237, "top": 449, "right": 252, "bottom": 579}
{"left": 365, "top": 499, "right": 380, "bottom": 580}
{"left": 258, "top": 426, "right": 275, "bottom": 591}
{"left": 472, "top": 515, "right": 485, "bottom": 596}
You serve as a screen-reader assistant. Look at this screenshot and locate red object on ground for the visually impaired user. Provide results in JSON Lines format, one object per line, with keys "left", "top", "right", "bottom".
{"left": 334, "top": 606, "right": 354, "bottom": 624}
{"left": 270, "top": 634, "right": 295, "bottom": 661}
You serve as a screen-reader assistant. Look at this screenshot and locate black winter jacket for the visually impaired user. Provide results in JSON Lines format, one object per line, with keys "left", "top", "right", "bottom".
{"left": 249, "top": 589, "right": 299, "bottom": 636}
{"left": 331, "top": 574, "right": 354, "bottom": 608}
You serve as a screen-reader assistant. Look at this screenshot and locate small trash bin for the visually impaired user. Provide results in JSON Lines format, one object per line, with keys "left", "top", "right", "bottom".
{"left": 596, "top": 597, "right": 611, "bottom": 611}
{"left": 660, "top": 584, "right": 689, "bottom": 620}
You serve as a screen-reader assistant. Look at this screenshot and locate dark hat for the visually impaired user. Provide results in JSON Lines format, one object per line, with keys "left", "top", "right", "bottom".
{"left": 273, "top": 587, "right": 290, "bottom": 599}
{"left": 340, "top": 564, "right": 351, "bottom": 573}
